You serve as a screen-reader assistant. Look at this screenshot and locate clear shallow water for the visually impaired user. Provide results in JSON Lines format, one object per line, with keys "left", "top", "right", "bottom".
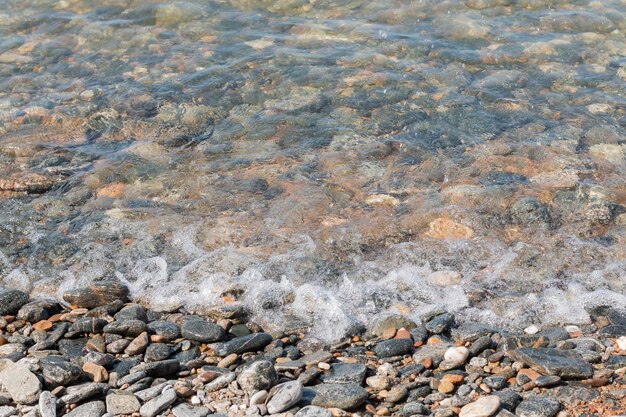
{"left": 0, "top": 0, "right": 625, "bottom": 342}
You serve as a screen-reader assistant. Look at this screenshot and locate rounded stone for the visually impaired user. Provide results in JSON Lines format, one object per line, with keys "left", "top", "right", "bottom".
{"left": 266, "top": 381, "right": 303, "bottom": 414}
{"left": 237, "top": 360, "right": 279, "bottom": 393}
{"left": 459, "top": 395, "right": 501, "bottom": 417}
{"left": 180, "top": 319, "right": 225, "bottom": 343}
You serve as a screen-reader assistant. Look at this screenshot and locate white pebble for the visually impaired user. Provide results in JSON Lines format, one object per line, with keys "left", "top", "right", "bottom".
{"left": 617, "top": 336, "right": 626, "bottom": 351}
{"left": 524, "top": 325, "right": 539, "bottom": 334}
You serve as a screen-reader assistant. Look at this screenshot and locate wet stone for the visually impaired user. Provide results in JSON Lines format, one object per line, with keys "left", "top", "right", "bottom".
{"left": 302, "top": 383, "right": 368, "bottom": 409}
{"left": 17, "top": 300, "right": 60, "bottom": 323}
{"left": 374, "top": 338, "right": 414, "bottom": 358}
{"left": 0, "top": 290, "right": 29, "bottom": 316}
{"left": 492, "top": 390, "right": 522, "bottom": 412}
{"left": 320, "top": 363, "right": 366, "bottom": 384}
{"left": 63, "top": 283, "right": 129, "bottom": 309}
{"left": 369, "top": 314, "right": 417, "bottom": 337}
{"left": 213, "top": 332, "right": 272, "bottom": 356}
{"left": 114, "top": 304, "right": 148, "bottom": 322}
{"left": 147, "top": 321, "right": 181, "bottom": 341}
{"left": 535, "top": 375, "right": 561, "bottom": 388}
{"left": 180, "top": 319, "right": 225, "bottom": 343}
{"left": 103, "top": 320, "right": 148, "bottom": 337}
{"left": 508, "top": 348, "right": 593, "bottom": 379}
{"left": 72, "top": 318, "right": 108, "bottom": 334}
{"left": 130, "top": 359, "right": 180, "bottom": 378}
{"left": 425, "top": 313, "right": 455, "bottom": 334}
{"left": 301, "top": 351, "right": 333, "bottom": 366}
{"left": 515, "top": 396, "right": 560, "bottom": 417}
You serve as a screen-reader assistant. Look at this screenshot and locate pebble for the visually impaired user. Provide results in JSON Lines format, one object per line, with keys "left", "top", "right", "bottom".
{"left": 509, "top": 348, "right": 593, "bottom": 379}
{"left": 425, "top": 313, "right": 455, "bottom": 334}
{"left": 180, "top": 319, "right": 225, "bottom": 343}
{"left": 0, "top": 290, "right": 29, "bottom": 316}
{"left": 236, "top": 360, "right": 278, "bottom": 393}
{"left": 266, "top": 381, "right": 303, "bottom": 414}
{"left": 105, "top": 393, "right": 141, "bottom": 415}
{"left": 374, "top": 338, "right": 414, "bottom": 358}
{"left": 295, "top": 405, "right": 333, "bottom": 417}
{"left": 459, "top": 395, "right": 501, "bottom": 417}
{"left": 82, "top": 363, "right": 108, "bottom": 383}
{"left": 0, "top": 362, "right": 42, "bottom": 404}
{"left": 440, "top": 346, "right": 470, "bottom": 370}
{"left": 125, "top": 332, "right": 149, "bottom": 355}
{"left": 303, "top": 383, "right": 368, "bottom": 409}
{"left": 103, "top": 320, "right": 149, "bottom": 337}
{"left": 171, "top": 403, "right": 210, "bottom": 417}
{"left": 38, "top": 392, "right": 56, "bottom": 417}
{"left": 213, "top": 332, "right": 273, "bottom": 356}
{"left": 64, "top": 401, "right": 106, "bottom": 417}
{"left": 139, "top": 387, "right": 177, "bottom": 417}
{"left": 63, "top": 283, "right": 129, "bottom": 309}
{"left": 320, "top": 363, "right": 366, "bottom": 384}
{"left": 144, "top": 343, "right": 172, "bottom": 362}
{"left": 515, "top": 396, "right": 560, "bottom": 417}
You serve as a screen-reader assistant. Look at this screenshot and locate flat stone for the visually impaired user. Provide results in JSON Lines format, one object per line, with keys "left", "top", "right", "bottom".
{"left": 59, "top": 338, "right": 89, "bottom": 359}
{"left": 369, "top": 315, "right": 417, "bottom": 337}
{"left": 41, "top": 358, "right": 83, "bottom": 386}
{"left": 205, "top": 372, "right": 236, "bottom": 392}
{"left": 515, "top": 396, "right": 560, "bottom": 417}
{"left": 114, "top": 305, "right": 148, "bottom": 322}
{"left": 425, "top": 313, "right": 455, "bottom": 334}
{"left": 72, "top": 318, "right": 108, "bottom": 334}
{"left": 237, "top": 360, "right": 278, "bottom": 393}
{"left": 492, "top": 390, "right": 522, "bottom": 411}
{"left": 301, "top": 351, "right": 333, "bottom": 366}
{"left": 144, "top": 343, "right": 172, "bottom": 362}
{"left": 64, "top": 401, "right": 106, "bottom": 417}
{"left": 103, "top": 320, "right": 148, "bottom": 337}
{"left": 59, "top": 383, "right": 106, "bottom": 406}
{"left": 213, "top": 332, "right": 272, "bottom": 356}
{"left": 459, "top": 395, "right": 501, "bottom": 417}
{"left": 440, "top": 346, "right": 470, "bottom": 370}
{"left": 401, "top": 402, "right": 430, "bottom": 417}
{"left": 295, "top": 406, "right": 332, "bottom": 417}
{"left": 39, "top": 391, "right": 56, "bottom": 417}
{"left": 106, "top": 393, "right": 141, "bottom": 415}
{"left": 125, "top": 332, "right": 149, "bottom": 355}
{"left": 0, "top": 289, "right": 29, "bottom": 316}
{"left": 508, "top": 348, "right": 593, "bottom": 379}
{"left": 413, "top": 343, "right": 450, "bottom": 367}
{"left": 83, "top": 362, "right": 108, "bottom": 383}
{"left": 139, "top": 387, "right": 177, "bottom": 417}
{"left": 180, "top": 319, "right": 225, "bottom": 343}
{"left": 0, "top": 362, "right": 42, "bottom": 404}
{"left": 599, "top": 325, "right": 626, "bottom": 337}
{"left": 535, "top": 375, "right": 561, "bottom": 388}
{"left": 63, "top": 283, "right": 129, "bottom": 309}
{"left": 17, "top": 300, "right": 60, "bottom": 323}
{"left": 147, "top": 321, "right": 181, "bottom": 341}
{"left": 320, "top": 363, "right": 366, "bottom": 384}
{"left": 302, "top": 383, "right": 368, "bottom": 409}
{"left": 374, "top": 338, "right": 413, "bottom": 358}
{"left": 172, "top": 403, "right": 210, "bottom": 417}
{"left": 0, "top": 406, "right": 16, "bottom": 417}
{"left": 266, "top": 381, "right": 303, "bottom": 414}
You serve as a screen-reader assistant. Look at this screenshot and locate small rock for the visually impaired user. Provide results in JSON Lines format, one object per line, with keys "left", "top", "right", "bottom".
{"left": 295, "top": 406, "right": 332, "bottom": 417}
{"left": 369, "top": 315, "right": 417, "bottom": 338}
{"left": 147, "top": 321, "right": 181, "bottom": 341}
{"left": 320, "top": 363, "right": 366, "bottom": 384}
{"left": 103, "top": 320, "right": 148, "bottom": 337}
{"left": 72, "top": 318, "right": 108, "bottom": 334}
{"left": 440, "top": 346, "right": 469, "bottom": 370}
{"left": 144, "top": 343, "right": 172, "bottom": 362}
{"left": 125, "top": 332, "right": 149, "bottom": 355}
{"left": 535, "top": 375, "right": 561, "bottom": 388}
{"left": 508, "top": 348, "right": 593, "bottom": 379}
{"left": 171, "top": 403, "right": 210, "bottom": 417}
{"left": 459, "top": 396, "right": 501, "bottom": 417}
{"left": 0, "top": 362, "right": 42, "bottom": 404}
{"left": 180, "top": 319, "right": 225, "bottom": 343}
{"left": 374, "top": 338, "right": 413, "bottom": 358}
{"left": 237, "top": 360, "right": 278, "bottom": 393}
{"left": 63, "top": 283, "right": 129, "bottom": 309}
{"left": 266, "top": 381, "right": 303, "bottom": 414}
{"left": 64, "top": 401, "right": 106, "bottom": 417}
{"left": 213, "top": 332, "right": 272, "bottom": 356}
{"left": 302, "top": 383, "right": 368, "bottom": 409}
{"left": 139, "top": 387, "right": 177, "bottom": 417}
{"left": 83, "top": 362, "right": 108, "bottom": 383}
{"left": 41, "top": 358, "right": 83, "bottom": 386}
{"left": 106, "top": 393, "right": 141, "bottom": 415}
{"left": 515, "top": 396, "right": 560, "bottom": 417}
{"left": 39, "top": 391, "right": 56, "bottom": 417}
{"left": 0, "top": 290, "right": 29, "bottom": 316}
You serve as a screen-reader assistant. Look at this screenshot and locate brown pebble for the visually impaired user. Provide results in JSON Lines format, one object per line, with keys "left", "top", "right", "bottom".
{"left": 382, "top": 327, "right": 396, "bottom": 340}
{"left": 365, "top": 404, "right": 377, "bottom": 414}
{"left": 438, "top": 380, "right": 455, "bottom": 394}
{"left": 582, "top": 377, "right": 609, "bottom": 387}
{"left": 421, "top": 357, "right": 433, "bottom": 369}
{"left": 441, "top": 374, "right": 464, "bottom": 384}
{"left": 517, "top": 368, "right": 541, "bottom": 381}
{"left": 395, "top": 328, "right": 411, "bottom": 340}
{"left": 0, "top": 335, "right": 6, "bottom": 346}
{"left": 522, "top": 381, "right": 536, "bottom": 391}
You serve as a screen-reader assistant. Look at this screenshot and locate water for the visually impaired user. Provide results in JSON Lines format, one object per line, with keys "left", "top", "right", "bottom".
{"left": 0, "top": 0, "right": 624, "bottom": 342}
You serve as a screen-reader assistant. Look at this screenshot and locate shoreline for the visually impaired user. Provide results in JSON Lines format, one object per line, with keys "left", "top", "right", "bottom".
{"left": 0, "top": 284, "right": 623, "bottom": 417}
